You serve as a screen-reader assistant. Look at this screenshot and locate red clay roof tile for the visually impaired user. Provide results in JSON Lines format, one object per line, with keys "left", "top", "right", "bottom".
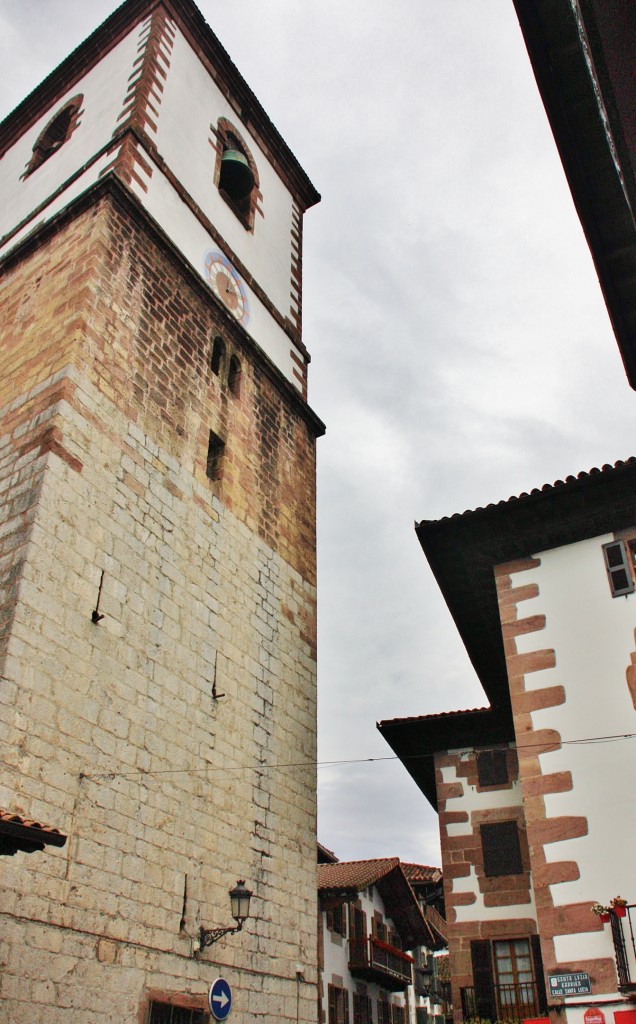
{"left": 0, "top": 807, "right": 67, "bottom": 856}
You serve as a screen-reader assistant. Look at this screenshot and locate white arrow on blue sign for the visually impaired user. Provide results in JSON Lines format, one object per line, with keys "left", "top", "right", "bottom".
{"left": 209, "top": 978, "right": 232, "bottom": 1021}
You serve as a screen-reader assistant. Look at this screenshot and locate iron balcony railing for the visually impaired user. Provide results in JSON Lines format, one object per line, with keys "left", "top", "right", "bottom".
{"left": 349, "top": 935, "right": 414, "bottom": 989}
{"left": 611, "top": 904, "right": 636, "bottom": 991}
{"left": 460, "top": 981, "right": 541, "bottom": 1023}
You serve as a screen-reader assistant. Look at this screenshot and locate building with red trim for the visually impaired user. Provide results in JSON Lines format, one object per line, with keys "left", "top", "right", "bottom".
{"left": 379, "top": 7, "right": 636, "bottom": 1023}
{"left": 380, "top": 459, "right": 636, "bottom": 1024}
{"left": 318, "top": 853, "right": 448, "bottom": 1024}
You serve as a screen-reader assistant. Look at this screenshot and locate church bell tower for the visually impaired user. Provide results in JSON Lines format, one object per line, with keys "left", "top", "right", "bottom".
{"left": 0, "top": 1, "right": 322, "bottom": 1020}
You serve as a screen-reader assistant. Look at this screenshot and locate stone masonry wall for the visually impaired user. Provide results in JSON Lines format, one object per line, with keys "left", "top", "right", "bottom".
{"left": 0, "top": 191, "right": 319, "bottom": 1023}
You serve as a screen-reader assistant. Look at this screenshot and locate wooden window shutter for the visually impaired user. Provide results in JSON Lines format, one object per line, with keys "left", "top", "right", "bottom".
{"left": 480, "top": 820, "right": 523, "bottom": 876}
{"left": 353, "top": 993, "right": 371, "bottom": 1024}
{"left": 471, "top": 939, "right": 496, "bottom": 1021}
{"left": 329, "top": 985, "right": 336, "bottom": 1024}
{"left": 349, "top": 905, "right": 366, "bottom": 940}
{"left": 337, "top": 903, "right": 346, "bottom": 935}
{"left": 343, "top": 988, "right": 350, "bottom": 1024}
{"left": 477, "top": 749, "right": 508, "bottom": 786}
{"left": 377, "top": 998, "right": 390, "bottom": 1024}
{"left": 602, "top": 540, "right": 634, "bottom": 596}
{"left": 530, "top": 935, "right": 548, "bottom": 1014}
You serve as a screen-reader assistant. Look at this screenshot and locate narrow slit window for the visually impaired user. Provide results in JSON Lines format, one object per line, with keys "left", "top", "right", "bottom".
{"left": 206, "top": 430, "right": 225, "bottom": 480}
{"left": 228, "top": 355, "right": 242, "bottom": 396}
{"left": 210, "top": 336, "right": 225, "bottom": 376}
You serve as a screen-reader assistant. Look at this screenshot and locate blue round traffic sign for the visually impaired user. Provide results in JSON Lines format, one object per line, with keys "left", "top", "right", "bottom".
{"left": 209, "top": 978, "right": 232, "bottom": 1021}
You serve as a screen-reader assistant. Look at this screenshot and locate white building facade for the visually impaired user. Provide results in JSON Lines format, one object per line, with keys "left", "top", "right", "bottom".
{"left": 380, "top": 459, "right": 636, "bottom": 1024}
{"left": 318, "top": 857, "right": 447, "bottom": 1024}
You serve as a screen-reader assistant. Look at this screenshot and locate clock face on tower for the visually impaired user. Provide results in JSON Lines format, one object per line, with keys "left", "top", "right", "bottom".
{"left": 204, "top": 250, "right": 250, "bottom": 327}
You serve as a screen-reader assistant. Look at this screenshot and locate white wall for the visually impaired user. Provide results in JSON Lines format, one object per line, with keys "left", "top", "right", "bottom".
{"left": 0, "top": 23, "right": 143, "bottom": 240}
{"left": 155, "top": 27, "right": 297, "bottom": 321}
{"left": 321, "top": 888, "right": 410, "bottom": 1024}
{"left": 509, "top": 534, "right": 636, "bottom": 970}
{"left": 0, "top": 150, "right": 121, "bottom": 261}
{"left": 439, "top": 755, "right": 537, "bottom": 923}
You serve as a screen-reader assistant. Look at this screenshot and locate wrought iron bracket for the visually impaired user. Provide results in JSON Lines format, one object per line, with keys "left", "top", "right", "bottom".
{"left": 196, "top": 919, "right": 243, "bottom": 953}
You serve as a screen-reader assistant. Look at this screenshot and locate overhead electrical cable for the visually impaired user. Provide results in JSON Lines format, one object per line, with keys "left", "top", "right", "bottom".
{"left": 80, "top": 730, "right": 636, "bottom": 781}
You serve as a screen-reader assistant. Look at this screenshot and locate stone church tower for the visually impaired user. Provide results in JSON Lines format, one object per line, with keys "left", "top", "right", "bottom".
{"left": 0, "top": 1, "right": 322, "bottom": 1021}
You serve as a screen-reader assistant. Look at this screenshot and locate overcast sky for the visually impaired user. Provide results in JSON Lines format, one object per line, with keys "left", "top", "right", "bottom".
{"left": 3, "top": 0, "right": 636, "bottom": 869}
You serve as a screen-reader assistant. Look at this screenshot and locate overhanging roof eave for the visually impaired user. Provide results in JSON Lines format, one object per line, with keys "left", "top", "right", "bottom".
{"left": 512, "top": 0, "right": 636, "bottom": 388}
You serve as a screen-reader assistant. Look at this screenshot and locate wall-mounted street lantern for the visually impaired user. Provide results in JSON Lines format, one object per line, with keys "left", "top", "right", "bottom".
{"left": 195, "top": 881, "right": 253, "bottom": 955}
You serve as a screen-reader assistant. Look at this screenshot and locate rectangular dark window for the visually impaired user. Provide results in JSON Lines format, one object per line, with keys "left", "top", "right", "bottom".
{"left": 390, "top": 1004, "right": 407, "bottom": 1024}
{"left": 602, "top": 540, "right": 634, "bottom": 596}
{"left": 353, "top": 993, "right": 373, "bottom": 1024}
{"left": 327, "top": 903, "right": 347, "bottom": 935}
{"left": 477, "top": 749, "right": 509, "bottom": 787}
{"left": 206, "top": 430, "right": 225, "bottom": 480}
{"left": 328, "top": 985, "right": 349, "bottom": 1024}
{"left": 349, "top": 905, "right": 367, "bottom": 940}
{"left": 148, "top": 1003, "right": 207, "bottom": 1024}
{"left": 480, "top": 821, "right": 523, "bottom": 877}
{"left": 376, "top": 997, "right": 391, "bottom": 1024}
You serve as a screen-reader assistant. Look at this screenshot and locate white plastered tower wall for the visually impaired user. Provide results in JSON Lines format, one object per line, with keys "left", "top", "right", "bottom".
{"left": 0, "top": 1, "right": 322, "bottom": 1021}
{"left": 0, "top": 0, "right": 314, "bottom": 392}
{"left": 0, "top": 24, "right": 142, "bottom": 237}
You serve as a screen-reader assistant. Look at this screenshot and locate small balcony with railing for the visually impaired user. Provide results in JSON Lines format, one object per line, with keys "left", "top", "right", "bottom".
{"left": 611, "top": 903, "right": 636, "bottom": 992}
{"left": 349, "top": 934, "right": 414, "bottom": 991}
{"left": 460, "top": 981, "right": 542, "bottom": 1023}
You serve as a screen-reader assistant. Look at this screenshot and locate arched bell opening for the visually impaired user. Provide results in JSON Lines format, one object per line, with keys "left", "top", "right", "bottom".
{"left": 219, "top": 150, "right": 255, "bottom": 205}
{"left": 215, "top": 119, "right": 260, "bottom": 231}
{"left": 24, "top": 95, "right": 83, "bottom": 176}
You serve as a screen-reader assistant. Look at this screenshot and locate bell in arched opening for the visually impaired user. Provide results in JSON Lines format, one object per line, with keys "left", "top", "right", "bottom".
{"left": 219, "top": 149, "right": 255, "bottom": 203}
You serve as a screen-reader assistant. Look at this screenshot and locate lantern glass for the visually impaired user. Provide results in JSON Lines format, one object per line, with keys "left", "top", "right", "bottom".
{"left": 230, "top": 881, "right": 252, "bottom": 923}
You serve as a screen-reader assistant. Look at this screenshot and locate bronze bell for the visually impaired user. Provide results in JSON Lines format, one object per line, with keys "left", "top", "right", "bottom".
{"left": 220, "top": 149, "right": 255, "bottom": 202}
